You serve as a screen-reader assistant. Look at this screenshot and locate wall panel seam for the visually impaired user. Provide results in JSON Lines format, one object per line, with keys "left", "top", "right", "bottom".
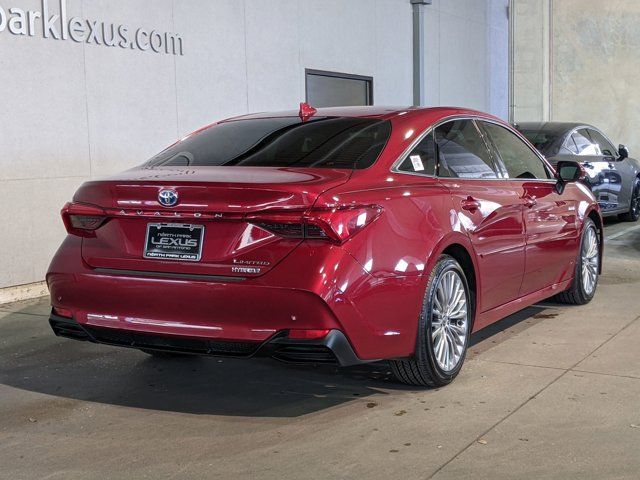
{"left": 172, "top": 0, "right": 179, "bottom": 137}
{"left": 80, "top": 0, "right": 92, "bottom": 178}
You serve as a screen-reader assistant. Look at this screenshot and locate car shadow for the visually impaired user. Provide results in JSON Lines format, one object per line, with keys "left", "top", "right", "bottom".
{"left": 0, "top": 306, "right": 414, "bottom": 418}
{"left": 0, "top": 300, "right": 557, "bottom": 418}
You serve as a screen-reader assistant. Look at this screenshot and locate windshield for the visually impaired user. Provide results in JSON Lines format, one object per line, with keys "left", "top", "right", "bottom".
{"left": 518, "top": 129, "right": 560, "bottom": 155}
{"left": 146, "top": 116, "right": 391, "bottom": 169}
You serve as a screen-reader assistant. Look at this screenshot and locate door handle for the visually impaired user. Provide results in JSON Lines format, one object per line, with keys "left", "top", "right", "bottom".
{"left": 522, "top": 195, "right": 537, "bottom": 208}
{"left": 461, "top": 196, "right": 481, "bottom": 212}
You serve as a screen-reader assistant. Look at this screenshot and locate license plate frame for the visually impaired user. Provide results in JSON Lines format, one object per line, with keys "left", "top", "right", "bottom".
{"left": 143, "top": 223, "right": 205, "bottom": 262}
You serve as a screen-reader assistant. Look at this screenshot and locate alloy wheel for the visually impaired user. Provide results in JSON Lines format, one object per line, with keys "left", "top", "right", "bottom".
{"left": 632, "top": 186, "right": 640, "bottom": 218}
{"left": 431, "top": 270, "right": 469, "bottom": 373}
{"left": 581, "top": 226, "right": 599, "bottom": 296}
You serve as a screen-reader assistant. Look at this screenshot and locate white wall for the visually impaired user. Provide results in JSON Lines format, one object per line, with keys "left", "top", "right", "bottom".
{"left": 422, "top": 0, "right": 510, "bottom": 119}
{"left": 0, "top": 0, "right": 507, "bottom": 292}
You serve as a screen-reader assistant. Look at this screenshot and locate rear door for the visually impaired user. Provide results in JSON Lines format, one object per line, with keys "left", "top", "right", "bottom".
{"left": 435, "top": 119, "right": 526, "bottom": 313}
{"left": 479, "top": 121, "right": 580, "bottom": 296}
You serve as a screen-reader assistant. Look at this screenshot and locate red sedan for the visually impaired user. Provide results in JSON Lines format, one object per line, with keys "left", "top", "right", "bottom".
{"left": 47, "top": 105, "right": 602, "bottom": 387}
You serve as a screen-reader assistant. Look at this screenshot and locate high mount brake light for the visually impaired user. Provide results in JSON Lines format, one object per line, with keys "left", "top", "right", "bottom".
{"left": 61, "top": 202, "right": 108, "bottom": 237}
{"left": 247, "top": 206, "right": 382, "bottom": 243}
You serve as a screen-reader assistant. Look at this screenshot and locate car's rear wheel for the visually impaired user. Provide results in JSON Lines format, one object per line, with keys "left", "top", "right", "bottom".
{"left": 390, "top": 255, "right": 472, "bottom": 387}
{"left": 554, "top": 218, "right": 599, "bottom": 305}
{"left": 619, "top": 178, "right": 640, "bottom": 222}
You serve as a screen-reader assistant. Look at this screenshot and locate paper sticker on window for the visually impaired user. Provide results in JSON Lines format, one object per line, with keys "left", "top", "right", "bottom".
{"left": 410, "top": 155, "right": 424, "bottom": 171}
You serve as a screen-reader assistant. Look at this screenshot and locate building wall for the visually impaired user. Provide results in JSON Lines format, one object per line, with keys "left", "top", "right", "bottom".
{"left": 552, "top": 0, "right": 640, "bottom": 151}
{"left": 512, "top": 0, "right": 551, "bottom": 122}
{"left": 513, "top": 0, "right": 639, "bottom": 153}
{"left": 1, "top": 0, "right": 508, "bottom": 293}
{"left": 422, "top": 0, "right": 510, "bottom": 120}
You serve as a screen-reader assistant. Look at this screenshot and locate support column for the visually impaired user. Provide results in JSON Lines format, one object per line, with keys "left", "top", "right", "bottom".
{"left": 411, "top": 0, "right": 431, "bottom": 106}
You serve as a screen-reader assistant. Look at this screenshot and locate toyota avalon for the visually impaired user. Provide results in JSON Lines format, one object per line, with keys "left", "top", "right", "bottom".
{"left": 47, "top": 105, "right": 602, "bottom": 387}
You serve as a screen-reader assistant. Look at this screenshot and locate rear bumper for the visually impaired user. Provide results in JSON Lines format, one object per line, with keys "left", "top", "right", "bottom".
{"left": 47, "top": 236, "right": 424, "bottom": 360}
{"left": 49, "top": 313, "right": 370, "bottom": 366}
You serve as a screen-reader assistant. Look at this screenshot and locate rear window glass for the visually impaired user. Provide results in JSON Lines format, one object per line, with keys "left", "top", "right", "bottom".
{"left": 146, "top": 117, "right": 391, "bottom": 169}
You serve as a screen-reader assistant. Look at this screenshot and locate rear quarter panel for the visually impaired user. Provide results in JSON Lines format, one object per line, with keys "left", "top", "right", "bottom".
{"left": 315, "top": 173, "right": 475, "bottom": 357}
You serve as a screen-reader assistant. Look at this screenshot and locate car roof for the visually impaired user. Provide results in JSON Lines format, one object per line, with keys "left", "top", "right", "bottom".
{"left": 225, "top": 106, "right": 504, "bottom": 123}
{"left": 516, "top": 122, "right": 596, "bottom": 135}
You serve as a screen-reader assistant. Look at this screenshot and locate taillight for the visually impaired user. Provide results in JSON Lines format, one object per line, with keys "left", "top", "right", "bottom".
{"left": 306, "top": 206, "right": 382, "bottom": 243}
{"left": 247, "top": 205, "right": 382, "bottom": 244}
{"left": 61, "top": 202, "right": 107, "bottom": 237}
{"left": 248, "top": 212, "right": 306, "bottom": 238}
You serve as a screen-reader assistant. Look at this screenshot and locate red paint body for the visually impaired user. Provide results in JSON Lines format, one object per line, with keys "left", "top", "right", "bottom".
{"left": 47, "top": 107, "right": 601, "bottom": 361}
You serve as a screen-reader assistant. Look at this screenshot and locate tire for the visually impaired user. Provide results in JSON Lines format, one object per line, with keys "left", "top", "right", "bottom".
{"left": 139, "top": 349, "right": 192, "bottom": 358}
{"left": 554, "top": 218, "right": 600, "bottom": 305}
{"left": 618, "top": 178, "right": 640, "bottom": 222}
{"left": 389, "top": 255, "right": 472, "bottom": 387}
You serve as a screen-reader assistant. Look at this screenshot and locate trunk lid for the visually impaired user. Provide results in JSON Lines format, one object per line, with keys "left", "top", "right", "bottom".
{"left": 77, "top": 166, "right": 351, "bottom": 277}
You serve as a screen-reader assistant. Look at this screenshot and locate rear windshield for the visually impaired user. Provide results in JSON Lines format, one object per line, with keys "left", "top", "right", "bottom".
{"left": 518, "top": 129, "right": 559, "bottom": 155}
{"left": 146, "top": 117, "right": 392, "bottom": 169}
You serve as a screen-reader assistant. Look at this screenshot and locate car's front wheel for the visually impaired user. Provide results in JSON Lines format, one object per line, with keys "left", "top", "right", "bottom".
{"left": 619, "top": 178, "right": 640, "bottom": 222}
{"left": 390, "top": 255, "right": 472, "bottom": 387}
{"left": 554, "top": 218, "right": 600, "bottom": 305}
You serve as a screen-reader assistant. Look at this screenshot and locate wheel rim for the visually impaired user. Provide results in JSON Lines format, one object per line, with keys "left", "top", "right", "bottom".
{"left": 431, "top": 270, "right": 469, "bottom": 373}
{"left": 581, "top": 226, "right": 599, "bottom": 296}
{"left": 632, "top": 186, "right": 640, "bottom": 217}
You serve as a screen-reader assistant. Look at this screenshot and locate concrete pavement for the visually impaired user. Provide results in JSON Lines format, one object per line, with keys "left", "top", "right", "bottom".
{"left": 1, "top": 220, "right": 640, "bottom": 479}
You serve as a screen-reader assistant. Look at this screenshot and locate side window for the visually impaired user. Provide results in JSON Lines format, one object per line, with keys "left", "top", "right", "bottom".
{"left": 572, "top": 129, "right": 600, "bottom": 156}
{"left": 481, "top": 122, "right": 550, "bottom": 179}
{"left": 397, "top": 131, "right": 436, "bottom": 175}
{"left": 561, "top": 135, "right": 579, "bottom": 154}
{"left": 435, "top": 120, "right": 498, "bottom": 179}
{"left": 587, "top": 129, "right": 616, "bottom": 157}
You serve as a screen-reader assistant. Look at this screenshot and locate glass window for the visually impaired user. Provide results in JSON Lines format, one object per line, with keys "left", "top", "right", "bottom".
{"left": 481, "top": 122, "right": 550, "bottom": 179}
{"left": 572, "top": 129, "right": 600, "bottom": 156}
{"left": 562, "top": 135, "right": 579, "bottom": 154}
{"left": 146, "top": 117, "right": 391, "bottom": 170}
{"left": 519, "top": 129, "right": 560, "bottom": 155}
{"left": 397, "top": 132, "right": 436, "bottom": 175}
{"left": 435, "top": 120, "right": 498, "bottom": 179}
{"left": 586, "top": 129, "right": 617, "bottom": 157}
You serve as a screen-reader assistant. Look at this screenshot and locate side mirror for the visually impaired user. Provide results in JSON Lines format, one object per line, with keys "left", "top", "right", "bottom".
{"left": 555, "top": 160, "right": 582, "bottom": 194}
{"left": 618, "top": 144, "right": 629, "bottom": 160}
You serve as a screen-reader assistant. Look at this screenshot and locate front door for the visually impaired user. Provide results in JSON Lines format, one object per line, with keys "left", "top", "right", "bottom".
{"left": 570, "top": 128, "right": 621, "bottom": 212}
{"left": 584, "top": 127, "right": 633, "bottom": 213}
{"left": 478, "top": 121, "right": 580, "bottom": 296}
{"left": 515, "top": 181, "right": 580, "bottom": 295}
